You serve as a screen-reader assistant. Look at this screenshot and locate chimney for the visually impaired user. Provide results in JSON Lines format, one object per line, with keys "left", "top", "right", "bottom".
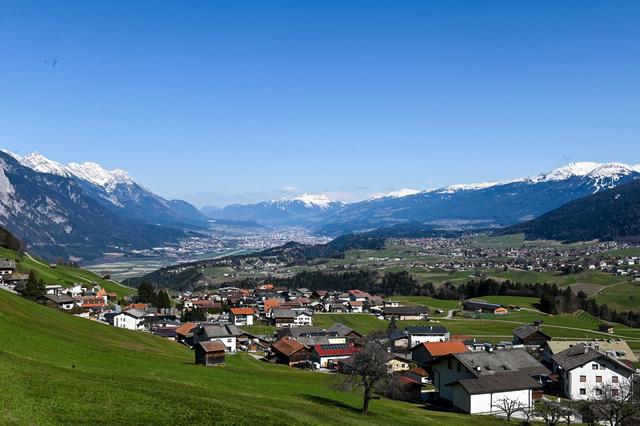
{"left": 584, "top": 346, "right": 589, "bottom": 355}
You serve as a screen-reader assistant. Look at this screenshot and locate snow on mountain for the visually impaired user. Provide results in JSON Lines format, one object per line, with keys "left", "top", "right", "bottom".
{"left": 21, "top": 152, "right": 72, "bottom": 178}
{"left": 0, "top": 150, "right": 22, "bottom": 162}
{"left": 66, "top": 162, "right": 134, "bottom": 193}
{"left": 293, "top": 193, "right": 339, "bottom": 208}
{"left": 373, "top": 189, "right": 422, "bottom": 199}
{"left": 529, "top": 162, "right": 601, "bottom": 183}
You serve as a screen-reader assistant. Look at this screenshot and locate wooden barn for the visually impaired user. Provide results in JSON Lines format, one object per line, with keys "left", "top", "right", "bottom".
{"left": 195, "top": 341, "right": 226, "bottom": 366}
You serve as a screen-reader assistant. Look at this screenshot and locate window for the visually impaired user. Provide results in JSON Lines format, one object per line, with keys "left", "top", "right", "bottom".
{"left": 592, "top": 364, "right": 599, "bottom": 370}
{"left": 580, "top": 388, "right": 586, "bottom": 395}
{"left": 600, "top": 364, "right": 606, "bottom": 370}
{"left": 447, "top": 359, "right": 452, "bottom": 370}
{"left": 612, "top": 376, "right": 619, "bottom": 383}
{"left": 596, "top": 389, "right": 603, "bottom": 396}
{"left": 612, "top": 389, "right": 619, "bottom": 397}
{"left": 596, "top": 376, "right": 603, "bottom": 383}
{"left": 580, "top": 375, "right": 587, "bottom": 382}
{"left": 456, "top": 362, "right": 461, "bottom": 372}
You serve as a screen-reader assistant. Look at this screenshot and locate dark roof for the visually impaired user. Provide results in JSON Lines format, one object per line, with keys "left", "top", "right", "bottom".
{"left": 198, "top": 341, "right": 227, "bottom": 353}
{"left": 407, "top": 325, "right": 448, "bottom": 335}
{"left": 383, "top": 306, "right": 430, "bottom": 315}
{"left": 389, "top": 330, "right": 408, "bottom": 341}
{"left": 41, "top": 294, "right": 76, "bottom": 304}
{"left": 277, "top": 326, "right": 333, "bottom": 340}
{"left": 453, "top": 349, "right": 549, "bottom": 378}
{"left": 513, "top": 324, "right": 551, "bottom": 340}
{"left": 451, "top": 372, "right": 543, "bottom": 395}
{"left": 552, "top": 343, "right": 634, "bottom": 373}
{"left": 463, "top": 301, "right": 501, "bottom": 310}
{"left": 122, "top": 308, "right": 147, "bottom": 318}
{"left": 329, "top": 323, "right": 362, "bottom": 337}
{"left": 272, "top": 308, "right": 312, "bottom": 318}
{"left": 197, "top": 324, "right": 241, "bottom": 338}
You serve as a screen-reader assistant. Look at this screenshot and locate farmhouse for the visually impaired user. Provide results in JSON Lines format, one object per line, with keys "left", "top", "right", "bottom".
{"left": 412, "top": 341, "right": 469, "bottom": 366}
{"left": 114, "top": 309, "right": 147, "bottom": 331}
{"left": 382, "top": 306, "right": 430, "bottom": 320}
{"left": 407, "top": 325, "right": 450, "bottom": 347}
{"left": 341, "top": 352, "right": 411, "bottom": 373}
{"left": 512, "top": 323, "right": 552, "bottom": 347}
{"left": 463, "top": 301, "right": 507, "bottom": 315}
{"left": 192, "top": 324, "right": 240, "bottom": 354}
{"left": 195, "top": 341, "right": 226, "bottom": 366}
{"left": 229, "top": 307, "right": 255, "bottom": 326}
{"left": 329, "top": 323, "right": 364, "bottom": 346}
{"left": 271, "top": 338, "right": 312, "bottom": 366}
{"left": 551, "top": 343, "right": 636, "bottom": 400}
{"left": 432, "top": 349, "right": 549, "bottom": 415}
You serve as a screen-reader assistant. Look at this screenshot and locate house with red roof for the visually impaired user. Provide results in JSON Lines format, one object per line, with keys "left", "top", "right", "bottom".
{"left": 271, "top": 338, "right": 311, "bottom": 366}
{"left": 411, "top": 341, "right": 469, "bottom": 366}
{"left": 311, "top": 343, "right": 358, "bottom": 368}
{"left": 229, "top": 307, "right": 255, "bottom": 326}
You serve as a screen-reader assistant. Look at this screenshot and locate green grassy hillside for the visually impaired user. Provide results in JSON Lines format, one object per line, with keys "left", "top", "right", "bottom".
{"left": 0, "top": 247, "right": 134, "bottom": 297}
{"left": 0, "top": 291, "right": 508, "bottom": 425}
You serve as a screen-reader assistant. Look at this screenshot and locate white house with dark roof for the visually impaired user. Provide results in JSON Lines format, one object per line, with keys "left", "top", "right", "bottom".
{"left": 407, "top": 325, "right": 449, "bottom": 348}
{"left": 432, "top": 349, "right": 549, "bottom": 415}
{"left": 551, "top": 343, "right": 636, "bottom": 400}
{"left": 114, "top": 309, "right": 147, "bottom": 331}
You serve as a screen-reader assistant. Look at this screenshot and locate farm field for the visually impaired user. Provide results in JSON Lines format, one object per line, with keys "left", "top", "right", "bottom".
{"left": 0, "top": 290, "right": 509, "bottom": 426}
{"left": 0, "top": 247, "right": 134, "bottom": 298}
{"left": 595, "top": 282, "right": 640, "bottom": 311}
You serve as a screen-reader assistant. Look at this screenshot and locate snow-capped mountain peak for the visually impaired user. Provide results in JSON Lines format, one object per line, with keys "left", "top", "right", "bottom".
{"left": 293, "top": 193, "right": 337, "bottom": 208}
{"left": 66, "top": 162, "right": 134, "bottom": 192}
{"left": 21, "top": 152, "right": 71, "bottom": 177}
{"left": 529, "top": 162, "right": 601, "bottom": 183}
{"left": 1, "top": 150, "right": 22, "bottom": 162}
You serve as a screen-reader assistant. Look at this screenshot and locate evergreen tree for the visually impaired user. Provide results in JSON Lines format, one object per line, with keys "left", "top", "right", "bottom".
{"left": 23, "top": 270, "right": 45, "bottom": 298}
{"left": 137, "top": 281, "right": 157, "bottom": 305}
{"left": 156, "top": 290, "right": 172, "bottom": 309}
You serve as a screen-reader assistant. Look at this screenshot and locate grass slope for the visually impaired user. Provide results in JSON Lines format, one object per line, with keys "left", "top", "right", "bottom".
{"left": 0, "top": 247, "right": 134, "bottom": 297}
{"left": 0, "top": 291, "right": 507, "bottom": 425}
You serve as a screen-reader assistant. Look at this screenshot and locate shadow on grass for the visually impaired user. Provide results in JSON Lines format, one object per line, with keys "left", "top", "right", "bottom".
{"left": 301, "top": 394, "right": 362, "bottom": 414}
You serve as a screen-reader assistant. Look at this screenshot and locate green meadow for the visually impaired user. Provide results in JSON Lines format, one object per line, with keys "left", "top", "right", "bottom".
{"left": 0, "top": 290, "right": 511, "bottom": 425}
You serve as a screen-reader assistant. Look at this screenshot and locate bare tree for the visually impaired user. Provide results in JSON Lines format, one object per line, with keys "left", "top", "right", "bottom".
{"left": 590, "top": 381, "right": 640, "bottom": 426}
{"left": 535, "top": 400, "right": 568, "bottom": 426}
{"left": 492, "top": 397, "right": 525, "bottom": 421}
{"left": 518, "top": 403, "right": 536, "bottom": 425}
{"left": 336, "top": 333, "right": 393, "bottom": 414}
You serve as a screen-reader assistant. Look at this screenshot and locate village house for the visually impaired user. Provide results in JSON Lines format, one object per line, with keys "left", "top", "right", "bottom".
{"left": 195, "top": 341, "right": 226, "bottom": 367}
{"left": 192, "top": 324, "right": 240, "bottom": 354}
{"left": 348, "top": 301, "right": 364, "bottom": 313}
{"left": 271, "top": 308, "right": 313, "bottom": 328}
{"left": 432, "top": 349, "right": 549, "bottom": 415}
{"left": 311, "top": 343, "right": 358, "bottom": 368}
{"left": 37, "top": 293, "right": 77, "bottom": 310}
{"left": 44, "top": 284, "right": 64, "bottom": 295}
{"left": 407, "top": 325, "right": 450, "bottom": 348}
{"left": 175, "top": 322, "right": 198, "bottom": 346}
{"left": 512, "top": 322, "right": 552, "bottom": 347}
{"left": 271, "top": 338, "right": 312, "bottom": 366}
{"left": 341, "top": 352, "right": 411, "bottom": 373}
{"left": 542, "top": 339, "right": 638, "bottom": 365}
{"left": 114, "top": 309, "right": 147, "bottom": 331}
{"left": 329, "top": 323, "right": 364, "bottom": 346}
{"left": 551, "top": 343, "right": 636, "bottom": 400}
{"left": 412, "top": 341, "right": 469, "bottom": 366}
{"left": 382, "top": 306, "right": 430, "bottom": 321}
{"left": 229, "top": 307, "right": 255, "bottom": 326}
{"left": 0, "top": 260, "right": 16, "bottom": 275}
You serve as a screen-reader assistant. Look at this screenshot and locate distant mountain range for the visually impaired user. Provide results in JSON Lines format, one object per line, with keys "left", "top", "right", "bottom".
{"left": 500, "top": 178, "right": 640, "bottom": 243}
{"left": 199, "top": 162, "right": 640, "bottom": 235}
{"left": 0, "top": 150, "right": 208, "bottom": 261}
{"left": 203, "top": 194, "right": 345, "bottom": 227}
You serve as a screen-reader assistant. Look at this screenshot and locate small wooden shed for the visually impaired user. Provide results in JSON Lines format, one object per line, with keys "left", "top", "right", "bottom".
{"left": 195, "top": 341, "right": 226, "bottom": 366}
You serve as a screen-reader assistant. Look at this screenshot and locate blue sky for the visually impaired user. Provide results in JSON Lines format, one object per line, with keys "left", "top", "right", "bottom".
{"left": 2, "top": 1, "right": 639, "bottom": 207}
